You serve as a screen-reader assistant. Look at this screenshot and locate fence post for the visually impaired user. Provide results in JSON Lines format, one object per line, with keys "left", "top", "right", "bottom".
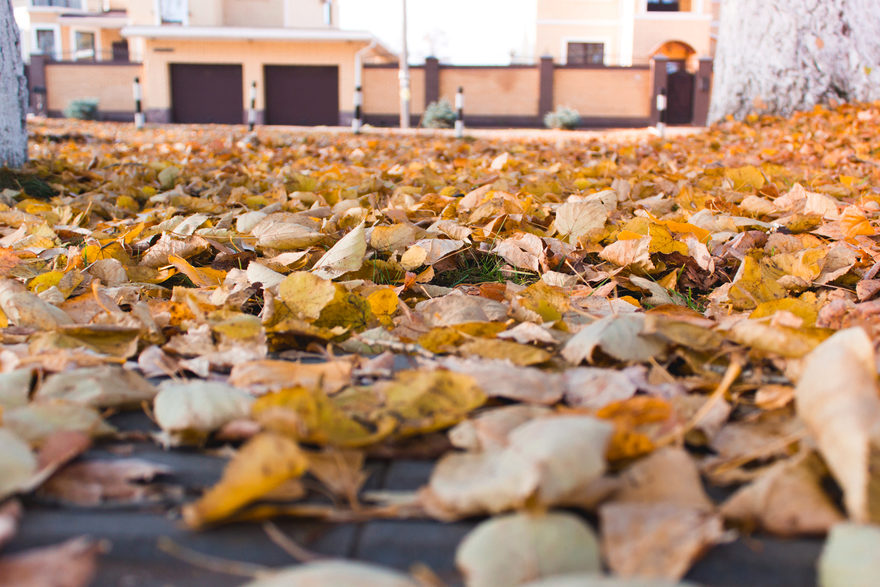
{"left": 248, "top": 81, "right": 257, "bottom": 131}
{"left": 692, "top": 57, "right": 713, "bottom": 126}
{"left": 454, "top": 86, "right": 464, "bottom": 138}
{"left": 132, "top": 77, "right": 144, "bottom": 129}
{"left": 655, "top": 88, "right": 667, "bottom": 138}
{"left": 352, "top": 85, "right": 363, "bottom": 134}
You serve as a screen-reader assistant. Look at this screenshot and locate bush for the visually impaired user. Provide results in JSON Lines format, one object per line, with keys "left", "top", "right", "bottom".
{"left": 544, "top": 106, "right": 581, "bottom": 130}
{"left": 422, "top": 99, "right": 456, "bottom": 129}
{"left": 64, "top": 98, "right": 99, "bottom": 121}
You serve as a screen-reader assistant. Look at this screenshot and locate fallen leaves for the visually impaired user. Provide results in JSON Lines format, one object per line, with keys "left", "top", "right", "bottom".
{"left": 8, "top": 102, "right": 880, "bottom": 582}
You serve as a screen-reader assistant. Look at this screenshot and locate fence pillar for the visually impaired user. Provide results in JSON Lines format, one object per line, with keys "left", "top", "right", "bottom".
{"left": 538, "top": 55, "right": 554, "bottom": 121}
{"left": 247, "top": 81, "right": 257, "bottom": 131}
{"left": 692, "top": 57, "right": 713, "bottom": 126}
{"left": 454, "top": 86, "right": 464, "bottom": 138}
{"left": 352, "top": 85, "right": 363, "bottom": 134}
{"left": 650, "top": 55, "right": 669, "bottom": 127}
{"left": 133, "top": 77, "right": 144, "bottom": 129}
{"left": 424, "top": 56, "right": 439, "bottom": 107}
{"left": 28, "top": 54, "right": 48, "bottom": 116}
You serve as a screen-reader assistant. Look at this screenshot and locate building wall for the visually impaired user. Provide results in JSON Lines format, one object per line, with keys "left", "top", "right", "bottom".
{"left": 632, "top": 15, "right": 711, "bottom": 61}
{"left": 554, "top": 66, "right": 650, "bottom": 117}
{"left": 363, "top": 66, "right": 426, "bottom": 115}
{"left": 140, "top": 38, "right": 366, "bottom": 115}
{"left": 439, "top": 67, "right": 540, "bottom": 116}
{"left": 45, "top": 62, "right": 141, "bottom": 114}
{"left": 221, "top": 0, "right": 282, "bottom": 27}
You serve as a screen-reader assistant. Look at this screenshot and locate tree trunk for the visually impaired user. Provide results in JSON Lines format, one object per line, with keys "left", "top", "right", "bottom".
{"left": 708, "top": 0, "right": 880, "bottom": 123}
{"left": 0, "top": 0, "right": 27, "bottom": 168}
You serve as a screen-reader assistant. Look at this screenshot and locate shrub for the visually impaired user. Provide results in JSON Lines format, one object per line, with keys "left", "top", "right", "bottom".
{"left": 64, "top": 98, "right": 99, "bottom": 121}
{"left": 544, "top": 106, "right": 581, "bottom": 130}
{"left": 422, "top": 99, "right": 456, "bottom": 129}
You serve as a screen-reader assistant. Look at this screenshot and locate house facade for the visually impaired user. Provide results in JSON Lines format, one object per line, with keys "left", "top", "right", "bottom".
{"left": 535, "top": 0, "right": 718, "bottom": 70}
{"left": 15, "top": 0, "right": 393, "bottom": 125}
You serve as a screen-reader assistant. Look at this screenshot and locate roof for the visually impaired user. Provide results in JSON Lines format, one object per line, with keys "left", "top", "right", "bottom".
{"left": 121, "top": 25, "right": 380, "bottom": 44}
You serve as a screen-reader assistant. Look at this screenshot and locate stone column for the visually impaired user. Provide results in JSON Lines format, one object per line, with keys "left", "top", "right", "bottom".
{"left": 424, "top": 56, "right": 439, "bottom": 107}
{"left": 650, "top": 56, "right": 669, "bottom": 126}
{"left": 692, "top": 57, "right": 713, "bottom": 126}
{"left": 538, "top": 56, "right": 554, "bottom": 120}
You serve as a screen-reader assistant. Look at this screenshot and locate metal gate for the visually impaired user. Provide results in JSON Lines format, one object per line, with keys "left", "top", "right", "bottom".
{"left": 263, "top": 65, "right": 339, "bottom": 126}
{"left": 667, "top": 69, "right": 695, "bottom": 125}
{"left": 170, "top": 63, "right": 243, "bottom": 124}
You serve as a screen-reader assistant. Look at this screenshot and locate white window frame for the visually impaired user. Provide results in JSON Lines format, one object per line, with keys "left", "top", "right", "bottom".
{"left": 32, "top": 24, "right": 62, "bottom": 60}
{"left": 70, "top": 27, "right": 101, "bottom": 61}
{"left": 28, "top": 0, "right": 85, "bottom": 11}
{"left": 153, "top": 0, "right": 189, "bottom": 25}
{"left": 561, "top": 36, "right": 613, "bottom": 66}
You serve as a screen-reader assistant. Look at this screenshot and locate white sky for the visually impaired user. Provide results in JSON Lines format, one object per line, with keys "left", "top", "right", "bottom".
{"left": 337, "top": 0, "right": 536, "bottom": 65}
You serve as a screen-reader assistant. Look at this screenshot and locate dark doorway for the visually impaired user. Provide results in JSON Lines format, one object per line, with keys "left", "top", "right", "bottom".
{"left": 264, "top": 65, "right": 339, "bottom": 126}
{"left": 111, "top": 40, "right": 129, "bottom": 62}
{"left": 667, "top": 69, "right": 695, "bottom": 125}
{"left": 170, "top": 63, "right": 243, "bottom": 124}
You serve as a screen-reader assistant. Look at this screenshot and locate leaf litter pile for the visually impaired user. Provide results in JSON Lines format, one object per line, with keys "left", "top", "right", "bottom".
{"left": 4, "top": 104, "right": 880, "bottom": 585}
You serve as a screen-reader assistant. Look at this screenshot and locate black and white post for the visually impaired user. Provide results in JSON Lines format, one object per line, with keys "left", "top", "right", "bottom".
{"left": 352, "top": 85, "right": 363, "bottom": 134}
{"left": 133, "top": 77, "right": 144, "bottom": 130}
{"left": 248, "top": 81, "right": 257, "bottom": 131}
{"left": 656, "top": 88, "right": 667, "bottom": 139}
{"left": 454, "top": 86, "right": 464, "bottom": 139}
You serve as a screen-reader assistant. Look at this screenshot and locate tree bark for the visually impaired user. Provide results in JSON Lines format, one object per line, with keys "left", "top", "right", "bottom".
{"left": 709, "top": 0, "right": 880, "bottom": 123}
{"left": 0, "top": 0, "right": 28, "bottom": 168}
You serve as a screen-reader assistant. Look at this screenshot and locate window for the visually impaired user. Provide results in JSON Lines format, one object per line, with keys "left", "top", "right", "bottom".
{"left": 323, "top": 0, "right": 332, "bottom": 26}
{"left": 158, "top": 0, "right": 187, "bottom": 24}
{"left": 35, "top": 29, "right": 57, "bottom": 58}
{"left": 30, "top": 0, "right": 83, "bottom": 7}
{"left": 647, "top": 0, "right": 680, "bottom": 11}
{"left": 567, "top": 42, "right": 605, "bottom": 65}
{"left": 74, "top": 31, "right": 95, "bottom": 60}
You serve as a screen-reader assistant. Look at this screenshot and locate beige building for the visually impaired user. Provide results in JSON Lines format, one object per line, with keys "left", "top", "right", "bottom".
{"left": 15, "top": 0, "right": 392, "bottom": 124}
{"left": 535, "top": 0, "right": 718, "bottom": 71}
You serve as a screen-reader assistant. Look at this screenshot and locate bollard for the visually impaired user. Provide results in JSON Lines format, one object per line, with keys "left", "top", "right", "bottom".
{"left": 454, "top": 86, "right": 464, "bottom": 139}
{"left": 352, "top": 85, "right": 363, "bottom": 134}
{"left": 655, "top": 88, "right": 667, "bottom": 139}
{"left": 133, "top": 77, "right": 144, "bottom": 130}
{"left": 248, "top": 81, "right": 257, "bottom": 132}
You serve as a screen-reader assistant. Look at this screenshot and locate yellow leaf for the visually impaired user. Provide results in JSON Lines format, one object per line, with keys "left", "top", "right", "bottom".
{"left": 183, "top": 433, "right": 308, "bottom": 528}
{"left": 648, "top": 224, "right": 688, "bottom": 255}
{"left": 725, "top": 166, "right": 765, "bottom": 191}
{"left": 457, "top": 339, "right": 551, "bottom": 366}
{"left": 168, "top": 255, "right": 225, "bottom": 288}
{"left": 380, "top": 370, "right": 486, "bottom": 436}
{"left": 366, "top": 288, "right": 399, "bottom": 326}
{"left": 278, "top": 272, "right": 338, "bottom": 321}
{"left": 28, "top": 271, "right": 64, "bottom": 294}
{"left": 750, "top": 296, "right": 820, "bottom": 327}
{"left": 728, "top": 254, "right": 788, "bottom": 311}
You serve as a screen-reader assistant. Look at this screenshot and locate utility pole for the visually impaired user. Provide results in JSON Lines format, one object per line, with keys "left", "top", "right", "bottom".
{"left": 399, "top": 0, "right": 410, "bottom": 129}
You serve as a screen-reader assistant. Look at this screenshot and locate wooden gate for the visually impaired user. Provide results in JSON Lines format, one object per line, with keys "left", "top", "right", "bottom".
{"left": 667, "top": 69, "right": 695, "bottom": 125}
{"left": 170, "top": 64, "right": 243, "bottom": 124}
{"left": 263, "top": 65, "right": 339, "bottom": 126}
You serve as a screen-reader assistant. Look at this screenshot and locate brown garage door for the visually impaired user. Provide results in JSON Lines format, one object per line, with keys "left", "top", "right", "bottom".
{"left": 264, "top": 65, "right": 339, "bottom": 126}
{"left": 170, "top": 64, "right": 243, "bottom": 124}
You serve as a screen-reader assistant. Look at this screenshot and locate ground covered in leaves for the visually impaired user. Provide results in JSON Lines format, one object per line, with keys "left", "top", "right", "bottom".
{"left": 3, "top": 105, "right": 880, "bottom": 585}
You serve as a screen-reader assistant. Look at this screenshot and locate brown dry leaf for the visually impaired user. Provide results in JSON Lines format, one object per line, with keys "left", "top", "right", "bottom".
{"left": 306, "top": 448, "right": 367, "bottom": 503}
{"left": 556, "top": 197, "right": 613, "bottom": 244}
{"left": 562, "top": 314, "right": 667, "bottom": 364}
{"left": 2, "top": 403, "right": 114, "bottom": 446}
{"left": 38, "top": 459, "right": 172, "bottom": 506}
{"left": 140, "top": 233, "right": 210, "bottom": 268}
{"left": 415, "top": 292, "right": 508, "bottom": 327}
{"left": 0, "top": 368, "right": 34, "bottom": 409}
{"left": 599, "top": 502, "right": 725, "bottom": 580}
{"left": 448, "top": 405, "right": 553, "bottom": 452}
{"left": 183, "top": 432, "right": 309, "bottom": 528}
{"left": 563, "top": 367, "right": 640, "bottom": 410}
{"left": 794, "top": 327, "right": 880, "bottom": 522}
{"left": 613, "top": 447, "right": 714, "bottom": 511}
{"left": 35, "top": 365, "right": 156, "bottom": 408}
{"left": 457, "top": 339, "right": 551, "bottom": 366}
{"left": 721, "top": 452, "right": 843, "bottom": 536}
{"left": 455, "top": 511, "right": 601, "bottom": 587}
{"left": 0, "top": 537, "right": 104, "bottom": 587}
{"left": 436, "top": 357, "right": 565, "bottom": 404}
{"left": 599, "top": 236, "right": 653, "bottom": 271}
{"left": 492, "top": 232, "right": 545, "bottom": 272}
{"left": 229, "top": 359, "right": 352, "bottom": 394}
